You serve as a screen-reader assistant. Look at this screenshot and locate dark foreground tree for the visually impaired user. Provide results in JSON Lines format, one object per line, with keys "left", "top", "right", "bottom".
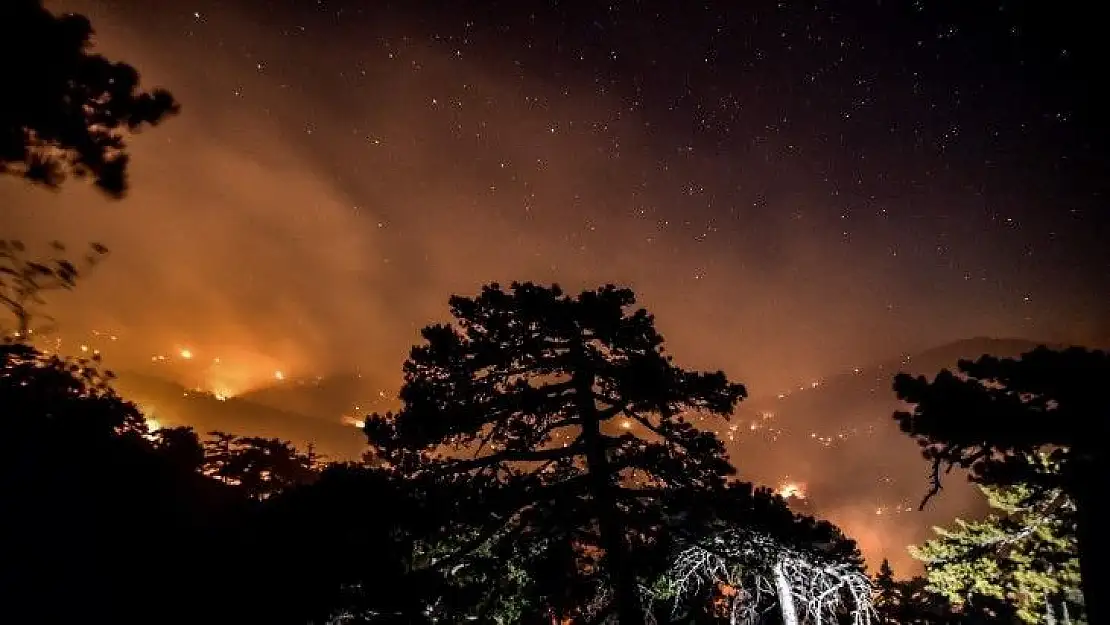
{"left": 873, "top": 561, "right": 965, "bottom": 625}
{"left": 0, "top": 0, "right": 178, "bottom": 196}
{"left": 0, "top": 342, "right": 237, "bottom": 625}
{"left": 0, "top": 239, "right": 108, "bottom": 337}
{"left": 221, "top": 462, "right": 445, "bottom": 625}
{"left": 2, "top": 1, "right": 177, "bottom": 338}
{"left": 366, "top": 282, "right": 746, "bottom": 623}
{"left": 893, "top": 346, "right": 1109, "bottom": 624}
{"left": 0, "top": 340, "right": 434, "bottom": 625}
{"left": 201, "top": 431, "right": 322, "bottom": 499}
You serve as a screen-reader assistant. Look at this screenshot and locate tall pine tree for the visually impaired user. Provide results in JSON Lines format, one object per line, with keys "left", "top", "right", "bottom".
{"left": 893, "top": 346, "right": 1109, "bottom": 624}
{"left": 366, "top": 282, "right": 746, "bottom": 623}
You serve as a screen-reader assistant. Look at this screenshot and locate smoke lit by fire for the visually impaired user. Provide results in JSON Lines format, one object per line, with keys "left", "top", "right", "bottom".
{"left": 777, "top": 481, "right": 807, "bottom": 501}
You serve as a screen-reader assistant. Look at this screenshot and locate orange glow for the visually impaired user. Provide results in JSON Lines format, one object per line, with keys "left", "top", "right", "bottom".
{"left": 176, "top": 347, "right": 298, "bottom": 398}
{"left": 777, "top": 481, "right": 807, "bottom": 500}
{"left": 341, "top": 415, "right": 365, "bottom": 428}
{"left": 16, "top": 7, "right": 1073, "bottom": 581}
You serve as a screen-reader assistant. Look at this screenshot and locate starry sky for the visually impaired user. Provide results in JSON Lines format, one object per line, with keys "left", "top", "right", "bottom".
{"left": 3, "top": 0, "right": 1108, "bottom": 572}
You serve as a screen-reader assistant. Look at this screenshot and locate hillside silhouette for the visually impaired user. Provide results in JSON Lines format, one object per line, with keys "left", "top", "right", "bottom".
{"left": 238, "top": 371, "right": 386, "bottom": 423}
{"left": 110, "top": 370, "right": 366, "bottom": 459}
{"left": 109, "top": 336, "right": 1048, "bottom": 499}
{"left": 103, "top": 335, "right": 1059, "bottom": 574}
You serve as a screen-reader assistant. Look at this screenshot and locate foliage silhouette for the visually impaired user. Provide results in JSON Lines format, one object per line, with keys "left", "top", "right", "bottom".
{"left": 872, "top": 561, "right": 968, "bottom": 625}
{"left": 893, "top": 346, "right": 1109, "bottom": 625}
{"left": 366, "top": 282, "right": 746, "bottom": 623}
{"left": 0, "top": 342, "right": 238, "bottom": 625}
{"left": 201, "top": 431, "right": 322, "bottom": 500}
{"left": 0, "top": 340, "right": 440, "bottom": 625}
{"left": 0, "top": 0, "right": 179, "bottom": 196}
{"left": 0, "top": 239, "right": 108, "bottom": 337}
{"left": 217, "top": 462, "right": 446, "bottom": 625}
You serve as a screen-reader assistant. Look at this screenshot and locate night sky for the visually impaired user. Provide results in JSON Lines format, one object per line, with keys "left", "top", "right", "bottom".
{"left": 3, "top": 0, "right": 1107, "bottom": 571}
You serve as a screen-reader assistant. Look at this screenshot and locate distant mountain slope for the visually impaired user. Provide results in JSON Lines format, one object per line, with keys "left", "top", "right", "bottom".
{"left": 110, "top": 370, "right": 367, "bottom": 460}
{"left": 108, "top": 336, "right": 1057, "bottom": 573}
{"left": 724, "top": 336, "right": 1050, "bottom": 573}
{"left": 236, "top": 372, "right": 387, "bottom": 422}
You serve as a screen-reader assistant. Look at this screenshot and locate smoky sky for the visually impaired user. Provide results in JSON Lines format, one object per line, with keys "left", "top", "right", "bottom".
{"left": 3, "top": 0, "right": 1108, "bottom": 573}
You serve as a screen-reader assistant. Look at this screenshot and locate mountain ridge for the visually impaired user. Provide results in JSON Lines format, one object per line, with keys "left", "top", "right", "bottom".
{"left": 106, "top": 335, "right": 1060, "bottom": 572}
{"left": 110, "top": 369, "right": 367, "bottom": 459}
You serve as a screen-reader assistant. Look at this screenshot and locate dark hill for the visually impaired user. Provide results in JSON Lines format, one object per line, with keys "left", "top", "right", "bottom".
{"left": 236, "top": 371, "right": 388, "bottom": 422}
{"left": 110, "top": 336, "right": 1058, "bottom": 574}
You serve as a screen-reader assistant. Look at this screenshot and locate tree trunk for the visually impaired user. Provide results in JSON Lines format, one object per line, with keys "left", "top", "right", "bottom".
{"left": 575, "top": 366, "right": 642, "bottom": 625}
{"left": 1074, "top": 452, "right": 1110, "bottom": 625}
{"left": 773, "top": 560, "right": 799, "bottom": 625}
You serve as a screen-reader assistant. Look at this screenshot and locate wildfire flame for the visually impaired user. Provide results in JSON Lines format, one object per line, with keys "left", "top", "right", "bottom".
{"left": 341, "top": 415, "right": 365, "bottom": 428}
{"left": 777, "top": 481, "right": 807, "bottom": 500}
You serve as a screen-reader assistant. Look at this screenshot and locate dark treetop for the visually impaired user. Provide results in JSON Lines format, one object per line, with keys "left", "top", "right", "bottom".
{"left": 893, "top": 346, "right": 1109, "bottom": 625}
{"left": 366, "top": 282, "right": 747, "bottom": 623}
{"left": 1, "top": 0, "right": 178, "bottom": 197}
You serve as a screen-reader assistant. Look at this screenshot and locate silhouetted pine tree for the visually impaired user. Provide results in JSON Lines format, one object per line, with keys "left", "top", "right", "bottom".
{"left": 202, "top": 432, "right": 321, "bottom": 499}
{"left": 872, "top": 561, "right": 966, "bottom": 625}
{"left": 894, "top": 346, "right": 1109, "bottom": 625}
{"left": 366, "top": 282, "right": 746, "bottom": 623}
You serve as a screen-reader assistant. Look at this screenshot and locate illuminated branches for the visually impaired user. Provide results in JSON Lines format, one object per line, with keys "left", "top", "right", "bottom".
{"left": 1, "top": 0, "right": 179, "bottom": 196}
{"left": 366, "top": 282, "right": 746, "bottom": 623}
{"left": 893, "top": 346, "right": 1110, "bottom": 624}
{"left": 910, "top": 475, "right": 1084, "bottom": 624}
{"left": 654, "top": 527, "right": 875, "bottom": 625}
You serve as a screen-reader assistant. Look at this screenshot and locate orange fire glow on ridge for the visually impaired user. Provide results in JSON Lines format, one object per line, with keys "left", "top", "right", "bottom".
{"left": 777, "top": 481, "right": 807, "bottom": 500}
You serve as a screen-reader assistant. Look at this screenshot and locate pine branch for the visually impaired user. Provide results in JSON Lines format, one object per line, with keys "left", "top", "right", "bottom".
{"left": 439, "top": 441, "right": 584, "bottom": 474}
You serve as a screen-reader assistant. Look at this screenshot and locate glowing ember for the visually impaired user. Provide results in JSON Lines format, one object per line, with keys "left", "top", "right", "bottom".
{"left": 146, "top": 417, "right": 162, "bottom": 432}
{"left": 341, "top": 415, "right": 365, "bottom": 428}
{"left": 777, "top": 481, "right": 807, "bottom": 500}
{"left": 179, "top": 348, "right": 193, "bottom": 360}
{"left": 274, "top": 370, "right": 285, "bottom": 381}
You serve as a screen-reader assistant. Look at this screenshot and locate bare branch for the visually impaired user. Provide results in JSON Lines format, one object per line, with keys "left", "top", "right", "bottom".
{"left": 653, "top": 527, "right": 875, "bottom": 625}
